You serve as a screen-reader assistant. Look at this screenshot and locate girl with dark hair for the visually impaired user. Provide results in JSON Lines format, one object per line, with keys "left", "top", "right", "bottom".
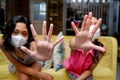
{"left": 0, "top": 15, "right": 64, "bottom": 80}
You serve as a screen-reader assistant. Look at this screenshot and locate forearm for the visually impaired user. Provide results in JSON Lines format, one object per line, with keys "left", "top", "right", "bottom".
{"left": 77, "top": 70, "right": 92, "bottom": 80}
{"left": 3, "top": 50, "right": 45, "bottom": 79}
{"left": 17, "top": 66, "right": 48, "bottom": 79}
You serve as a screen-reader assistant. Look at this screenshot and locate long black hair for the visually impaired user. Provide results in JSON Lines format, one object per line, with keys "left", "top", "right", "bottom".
{"left": 3, "top": 15, "right": 34, "bottom": 52}
{"left": 93, "top": 39, "right": 104, "bottom": 63}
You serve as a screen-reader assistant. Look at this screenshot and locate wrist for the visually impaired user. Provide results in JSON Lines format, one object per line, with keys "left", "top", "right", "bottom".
{"left": 69, "top": 38, "right": 78, "bottom": 50}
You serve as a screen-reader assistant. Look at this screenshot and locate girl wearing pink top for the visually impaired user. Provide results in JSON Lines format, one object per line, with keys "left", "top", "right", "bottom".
{"left": 63, "top": 49, "right": 94, "bottom": 80}
{"left": 63, "top": 12, "right": 105, "bottom": 80}
{"left": 63, "top": 41, "right": 104, "bottom": 80}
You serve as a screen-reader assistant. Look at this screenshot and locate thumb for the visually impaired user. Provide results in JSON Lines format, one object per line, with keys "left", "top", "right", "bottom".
{"left": 20, "top": 46, "right": 33, "bottom": 56}
{"left": 53, "top": 36, "right": 64, "bottom": 47}
{"left": 90, "top": 44, "right": 106, "bottom": 53}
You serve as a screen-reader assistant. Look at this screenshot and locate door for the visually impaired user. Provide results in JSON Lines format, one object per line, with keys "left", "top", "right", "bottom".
{"left": 30, "top": 0, "right": 47, "bottom": 34}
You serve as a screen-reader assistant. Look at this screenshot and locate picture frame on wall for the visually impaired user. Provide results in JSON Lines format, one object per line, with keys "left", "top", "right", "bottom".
{"left": 50, "top": 0, "right": 58, "bottom": 16}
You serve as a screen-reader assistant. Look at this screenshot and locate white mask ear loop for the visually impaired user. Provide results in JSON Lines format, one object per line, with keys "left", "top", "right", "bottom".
{"left": 11, "top": 35, "right": 28, "bottom": 47}
{"left": 89, "top": 25, "right": 100, "bottom": 41}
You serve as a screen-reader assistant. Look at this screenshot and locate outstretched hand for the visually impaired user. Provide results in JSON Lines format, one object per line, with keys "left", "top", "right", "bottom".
{"left": 21, "top": 21, "right": 64, "bottom": 61}
{"left": 70, "top": 12, "right": 105, "bottom": 52}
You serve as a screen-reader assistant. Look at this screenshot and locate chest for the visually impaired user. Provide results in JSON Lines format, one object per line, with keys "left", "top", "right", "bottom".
{"left": 14, "top": 49, "right": 25, "bottom": 60}
{"left": 70, "top": 51, "right": 94, "bottom": 64}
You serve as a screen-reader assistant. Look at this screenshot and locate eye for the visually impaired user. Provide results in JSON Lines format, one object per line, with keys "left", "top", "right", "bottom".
{"left": 13, "top": 30, "right": 19, "bottom": 35}
{"left": 22, "top": 32, "right": 28, "bottom": 37}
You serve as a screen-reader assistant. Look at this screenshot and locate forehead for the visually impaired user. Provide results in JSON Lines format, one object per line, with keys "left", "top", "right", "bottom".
{"left": 15, "top": 22, "right": 28, "bottom": 31}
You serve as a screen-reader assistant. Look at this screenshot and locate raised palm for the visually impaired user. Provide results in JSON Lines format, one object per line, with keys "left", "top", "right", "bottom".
{"left": 71, "top": 12, "right": 105, "bottom": 52}
{"left": 21, "top": 21, "right": 64, "bottom": 61}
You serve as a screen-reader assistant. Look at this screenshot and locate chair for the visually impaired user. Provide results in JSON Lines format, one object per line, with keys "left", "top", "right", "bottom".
{"left": 92, "top": 36, "right": 118, "bottom": 80}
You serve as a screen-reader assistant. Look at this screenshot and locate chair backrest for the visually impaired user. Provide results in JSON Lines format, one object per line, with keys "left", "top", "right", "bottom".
{"left": 92, "top": 36, "right": 118, "bottom": 80}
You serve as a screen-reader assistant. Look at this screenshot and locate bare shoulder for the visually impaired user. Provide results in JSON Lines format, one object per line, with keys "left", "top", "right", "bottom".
{"left": 0, "top": 38, "right": 4, "bottom": 48}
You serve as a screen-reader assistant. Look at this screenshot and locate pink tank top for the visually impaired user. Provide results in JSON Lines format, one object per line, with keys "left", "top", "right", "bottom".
{"left": 63, "top": 49, "right": 94, "bottom": 76}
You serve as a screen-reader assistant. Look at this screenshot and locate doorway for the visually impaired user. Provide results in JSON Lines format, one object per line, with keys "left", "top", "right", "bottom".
{"left": 30, "top": 0, "right": 47, "bottom": 34}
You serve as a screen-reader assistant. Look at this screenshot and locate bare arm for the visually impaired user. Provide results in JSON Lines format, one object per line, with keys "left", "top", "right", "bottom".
{"left": 0, "top": 40, "right": 2, "bottom": 48}
{"left": 2, "top": 49, "right": 53, "bottom": 80}
{"left": 77, "top": 70, "right": 92, "bottom": 80}
{"left": 0, "top": 38, "right": 4, "bottom": 48}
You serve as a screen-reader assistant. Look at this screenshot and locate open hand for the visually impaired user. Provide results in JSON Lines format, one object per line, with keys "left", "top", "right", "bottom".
{"left": 70, "top": 12, "right": 105, "bottom": 52}
{"left": 21, "top": 21, "right": 64, "bottom": 61}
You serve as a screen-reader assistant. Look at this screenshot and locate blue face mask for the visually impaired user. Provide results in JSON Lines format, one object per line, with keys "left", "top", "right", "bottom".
{"left": 11, "top": 35, "right": 28, "bottom": 47}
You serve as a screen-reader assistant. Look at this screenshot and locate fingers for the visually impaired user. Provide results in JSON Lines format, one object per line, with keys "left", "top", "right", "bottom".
{"left": 53, "top": 36, "right": 64, "bottom": 47}
{"left": 88, "top": 12, "right": 93, "bottom": 19}
{"left": 20, "top": 46, "right": 33, "bottom": 56}
{"left": 92, "top": 18, "right": 102, "bottom": 35}
{"left": 81, "top": 15, "right": 88, "bottom": 31}
{"left": 47, "top": 23, "right": 53, "bottom": 42}
{"left": 91, "top": 44, "right": 106, "bottom": 53}
{"left": 42, "top": 21, "right": 47, "bottom": 41}
{"left": 86, "top": 12, "right": 93, "bottom": 30}
{"left": 30, "top": 24, "right": 39, "bottom": 42}
{"left": 81, "top": 12, "right": 93, "bottom": 31}
{"left": 71, "top": 22, "right": 79, "bottom": 34}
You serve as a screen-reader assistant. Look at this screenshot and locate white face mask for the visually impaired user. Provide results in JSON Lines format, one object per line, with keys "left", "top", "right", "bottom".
{"left": 89, "top": 25, "right": 100, "bottom": 41}
{"left": 11, "top": 35, "right": 28, "bottom": 47}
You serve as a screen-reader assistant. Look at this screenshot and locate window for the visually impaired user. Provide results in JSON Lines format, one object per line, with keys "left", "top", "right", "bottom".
{"left": 33, "top": 2, "right": 46, "bottom": 21}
